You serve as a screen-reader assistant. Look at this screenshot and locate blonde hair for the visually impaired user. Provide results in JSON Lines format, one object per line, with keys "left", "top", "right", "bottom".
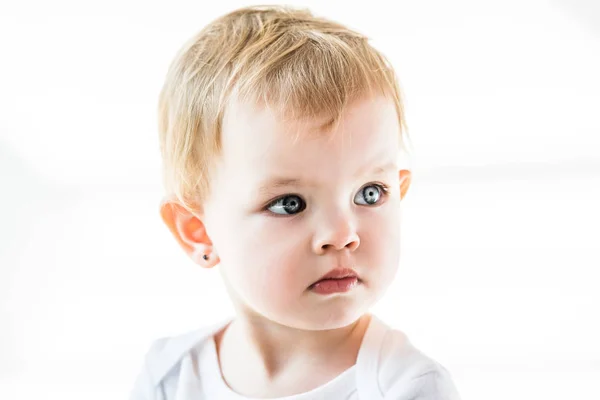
{"left": 158, "top": 5, "right": 410, "bottom": 212}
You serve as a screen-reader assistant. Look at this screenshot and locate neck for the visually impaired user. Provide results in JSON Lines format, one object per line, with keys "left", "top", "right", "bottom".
{"left": 216, "top": 312, "right": 371, "bottom": 381}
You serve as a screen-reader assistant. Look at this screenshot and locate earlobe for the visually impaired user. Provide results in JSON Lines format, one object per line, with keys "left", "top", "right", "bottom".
{"left": 399, "top": 169, "right": 412, "bottom": 200}
{"left": 159, "top": 198, "right": 219, "bottom": 268}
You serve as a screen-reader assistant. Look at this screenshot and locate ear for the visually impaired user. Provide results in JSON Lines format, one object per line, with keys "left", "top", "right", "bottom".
{"left": 159, "top": 198, "right": 220, "bottom": 268}
{"left": 399, "top": 169, "right": 412, "bottom": 200}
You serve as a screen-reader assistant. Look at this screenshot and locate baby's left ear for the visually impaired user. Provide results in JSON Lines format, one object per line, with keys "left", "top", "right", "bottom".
{"left": 399, "top": 169, "right": 412, "bottom": 200}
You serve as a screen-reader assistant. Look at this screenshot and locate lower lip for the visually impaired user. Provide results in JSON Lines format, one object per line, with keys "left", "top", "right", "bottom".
{"left": 310, "top": 277, "right": 359, "bottom": 295}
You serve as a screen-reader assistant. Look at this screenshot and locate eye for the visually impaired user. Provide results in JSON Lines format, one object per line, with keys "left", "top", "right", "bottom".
{"left": 267, "top": 195, "right": 306, "bottom": 215}
{"left": 354, "top": 184, "right": 386, "bottom": 206}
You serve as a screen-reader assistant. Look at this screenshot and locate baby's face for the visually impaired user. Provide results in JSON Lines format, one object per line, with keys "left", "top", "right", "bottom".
{"left": 202, "top": 94, "right": 404, "bottom": 330}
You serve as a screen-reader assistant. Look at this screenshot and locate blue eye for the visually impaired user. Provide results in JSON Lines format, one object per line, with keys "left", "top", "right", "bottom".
{"left": 354, "top": 184, "right": 385, "bottom": 206}
{"left": 267, "top": 195, "right": 306, "bottom": 215}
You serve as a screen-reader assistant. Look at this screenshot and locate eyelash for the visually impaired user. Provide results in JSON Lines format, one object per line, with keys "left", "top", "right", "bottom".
{"left": 263, "top": 182, "right": 391, "bottom": 214}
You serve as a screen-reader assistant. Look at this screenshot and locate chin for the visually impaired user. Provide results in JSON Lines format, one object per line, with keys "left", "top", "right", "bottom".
{"left": 288, "top": 304, "right": 367, "bottom": 331}
{"left": 251, "top": 288, "right": 377, "bottom": 331}
{"left": 316, "top": 315, "right": 363, "bottom": 331}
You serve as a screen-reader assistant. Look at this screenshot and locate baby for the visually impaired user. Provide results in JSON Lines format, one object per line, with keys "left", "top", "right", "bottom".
{"left": 130, "top": 5, "right": 461, "bottom": 399}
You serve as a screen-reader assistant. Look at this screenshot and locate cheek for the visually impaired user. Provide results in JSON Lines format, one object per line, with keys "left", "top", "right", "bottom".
{"left": 217, "top": 216, "right": 311, "bottom": 299}
{"left": 359, "top": 206, "right": 401, "bottom": 274}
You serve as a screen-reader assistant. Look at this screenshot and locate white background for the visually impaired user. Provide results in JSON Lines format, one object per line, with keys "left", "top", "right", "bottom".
{"left": 1, "top": 0, "right": 599, "bottom": 398}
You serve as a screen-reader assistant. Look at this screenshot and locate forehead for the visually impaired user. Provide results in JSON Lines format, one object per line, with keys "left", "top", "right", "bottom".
{"left": 219, "top": 94, "right": 400, "bottom": 178}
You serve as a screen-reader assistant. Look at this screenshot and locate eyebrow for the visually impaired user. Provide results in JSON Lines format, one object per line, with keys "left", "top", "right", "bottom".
{"left": 358, "top": 161, "right": 397, "bottom": 178}
{"left": 257, "top": 161, "right": 397, "bottom": 195}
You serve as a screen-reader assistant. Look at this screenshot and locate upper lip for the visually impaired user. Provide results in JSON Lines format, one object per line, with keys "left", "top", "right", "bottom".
{"left": 315, "top": 267, "right": 359, "bottom": 282}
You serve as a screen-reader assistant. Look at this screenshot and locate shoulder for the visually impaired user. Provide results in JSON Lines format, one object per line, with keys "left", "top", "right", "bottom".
{"left": 147, "top": 328, "right": 210, "bottom": 384}
{"left": 376, "top": 325, "right": 461, "bottom": 399}
{"left": 129, "top": 322, "right": 226, "bottom": 400}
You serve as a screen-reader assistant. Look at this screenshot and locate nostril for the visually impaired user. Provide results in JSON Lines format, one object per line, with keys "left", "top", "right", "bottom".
{"left": 347, "top": 240, "right": 360, "bottom": 251}
{"left": 321, "top": 238, "right": 360, "bottom": 252}
{"left": 313, "top": 222, "right": 360, "bottom": 253}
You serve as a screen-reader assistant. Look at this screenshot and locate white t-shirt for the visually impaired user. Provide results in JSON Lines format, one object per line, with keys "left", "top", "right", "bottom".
{"left": 130, "top": 315, "right": 461, "bottom": 399}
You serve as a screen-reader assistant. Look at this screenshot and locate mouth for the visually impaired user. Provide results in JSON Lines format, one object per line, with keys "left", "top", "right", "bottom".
{"left": 308, "top": 268, "right": 361, "bottom": 295}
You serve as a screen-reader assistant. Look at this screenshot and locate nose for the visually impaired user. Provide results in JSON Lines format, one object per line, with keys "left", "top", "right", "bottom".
{"left": 312, "top": 209, "right": 360, "bottom": 255}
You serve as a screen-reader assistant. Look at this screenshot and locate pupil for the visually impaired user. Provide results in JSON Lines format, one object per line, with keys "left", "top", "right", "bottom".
{"left": 365, "top": 186, "right": 379, "bottom": 204}
{"left": 285, "top": 197, "right": 299, "bottom": 211}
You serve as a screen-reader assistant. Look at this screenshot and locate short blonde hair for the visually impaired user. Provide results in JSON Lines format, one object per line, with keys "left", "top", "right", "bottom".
{"left": 158, "top": 5, "right": 409, "bottom": 212}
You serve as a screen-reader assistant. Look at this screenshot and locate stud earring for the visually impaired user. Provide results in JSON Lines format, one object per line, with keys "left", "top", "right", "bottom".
{"left": 203, "top": 254, "right": 209, "bottom": 260}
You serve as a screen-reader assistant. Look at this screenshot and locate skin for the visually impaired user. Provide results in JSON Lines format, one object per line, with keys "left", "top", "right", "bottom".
{"left": 160, "top": 93, "right": 412, "bottom": 397}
